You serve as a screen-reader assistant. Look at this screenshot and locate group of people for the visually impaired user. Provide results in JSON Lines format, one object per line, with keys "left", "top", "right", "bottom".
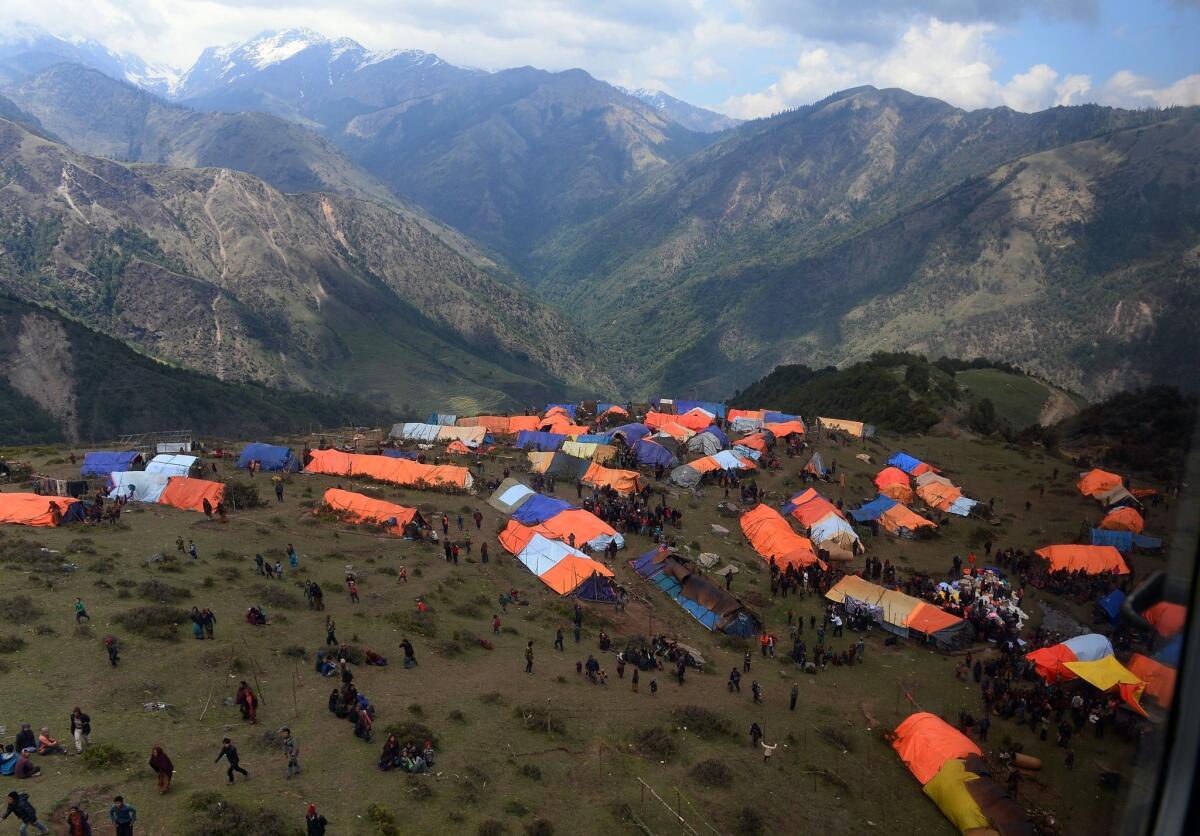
{"left": 377, "top": 736, "right": 435, "bottom": 774}
{"left": 188, "top": 607, "right": 217, "bottom": 639}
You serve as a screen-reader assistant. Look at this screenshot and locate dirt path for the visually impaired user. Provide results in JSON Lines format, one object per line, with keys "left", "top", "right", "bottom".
{"left": 1038, "top": 387, "right": 1078, "bottom": 426}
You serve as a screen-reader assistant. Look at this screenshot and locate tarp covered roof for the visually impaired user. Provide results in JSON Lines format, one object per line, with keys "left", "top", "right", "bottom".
{"left": 1100, "top": 506, "right": 1145, "bottom": 533}
{"left": 740, "top": 504, "right": 823, "bottom": 570}
{"left": 1036, "top": 544, "right": 1129, "bottom": 575}
{"left": 892, "top": 713, "right": 981, "bottom": 785}
{"left": 1127, "top": 654, "right": 1176, "bottom": 708}
{"left": 81, "top": 451, "right": 142, "bottom": 478}
{"left": 0, "top": 494, "right": 82, "bottom": 526}
{"left": 323, "top": 488, "right": 421, "bottom": 534}
{"left": 1078, "top": 469, "right": 1123, "bottom": 499}
{"left": 875, "top": 467, "right": 914, "bottom": 503}
{"left": 582, "top": 462, "right": 644, "bottom": 495}
{"left": 108, "top": 471, "right": 172, "bottom": 503}
{"left": 158, "top": 477, "right": 225, "bottom": 513}
{"left": 145, "top": 454, "right": 198, "bottom": 477}
{"left": 237, "top": 443, "right": 297, "bottom": 471}
{"left": 515, "top": 431, "right": 567, "bottom": 451}
{"left": 511, "top": 493, "right": 576, "bottom": 525}
{"left": 304, "top": 449, "right": 473, "bottom": 490}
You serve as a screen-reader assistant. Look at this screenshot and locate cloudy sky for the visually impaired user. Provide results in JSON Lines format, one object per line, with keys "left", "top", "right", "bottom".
{"left": 2, "top": 0, "right": 1197, "bottom": 117}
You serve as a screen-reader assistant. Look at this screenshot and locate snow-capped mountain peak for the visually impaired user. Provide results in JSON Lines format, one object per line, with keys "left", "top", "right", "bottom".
{"left": 242, "top": 27, "right": 327, "bottom": 70}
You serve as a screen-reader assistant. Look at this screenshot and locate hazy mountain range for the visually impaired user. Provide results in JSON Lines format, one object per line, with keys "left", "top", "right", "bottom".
{"left": 0, "top": 24, "right": 1195, "bottom": 427}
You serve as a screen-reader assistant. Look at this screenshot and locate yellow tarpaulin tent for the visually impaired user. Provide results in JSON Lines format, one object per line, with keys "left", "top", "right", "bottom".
{"left": 923, "top": 759, "right": 990, "bottom": 834}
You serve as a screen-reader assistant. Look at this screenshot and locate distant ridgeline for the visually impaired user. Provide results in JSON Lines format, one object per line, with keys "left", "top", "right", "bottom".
{"left": 0, "top": 295, "right": 389, "bottom": 444}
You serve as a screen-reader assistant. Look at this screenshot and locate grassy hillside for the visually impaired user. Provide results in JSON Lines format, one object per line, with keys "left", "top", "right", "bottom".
{"left": 956, "top": 369, "right": 1082, "bottom": 431}
{"left": 0, "top": 295, "right": 390, "bottom": 443}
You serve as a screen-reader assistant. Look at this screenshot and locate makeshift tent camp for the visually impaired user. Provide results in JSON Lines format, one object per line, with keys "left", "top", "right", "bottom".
{"left": 631, "top": 546, "right": 761, "bottom": 637}
{"left": 108, "top": 471, "right": 171, "bottom": 503}
{"left": 515, "top": 431, "right": 567, "bottom": 452}
{"left": 1089, "top": 528, "right": 1163, "bottom": 553}
{"left": 581, "top": 462, "right": 644, "bottom": 495}
{"left": 427, "top": 413, "right": 457, "bottom": 426}
{"left": 304, "top": 450, "right": 473, "bottom": 491}
{"left": 157, "top": 477, "right": 225, "bottom": 513}
{"left": 488, "top": 479, "right": 537, "bottom": 514}
{"left": 849, "top": 495, "right": 937, "bottom": 537}
{"left": 1036, "top": 545, "right": 1129, "bottom": 575}
{"left": 630, "top": 439, "right": 677, "bottom": 469}
{"left": 511, "top": 493, "right": 577, "bottom": 525}
{"left": 507, "top": 533, "right": 616, "bottom": 598}
{"left": 763, "top": 419, "right": 805, "bottom": 438}
{"left": 144, "top": 454, "right": 198, "bottom": 478}
{"left": 526, "top": 452, "right": 593, "bottom": 481}
{"left": 893, "top": 715, "right": 1032, "bottom": 836}
{"left": 892, "top": 713, "right": 982, "bottom": 785}
{"left": 654, "top": 422, "right": 696, "bottom": 443}
{"left": 826, "top": 576, "right": 969, "bottom": 646}
{"left": 0, "top": 494, "right": 83, "bottom": 526}
{"left": 803, "top": 451, "right": 829, "bottom": 478}
{"left": 818, "top": 417, "right": 874, "bottom": 438}
{"left": 645, "top": 409, "right": 713, "bottom": 433}
{"left": 875, "top": 467, "right": 914, "bottom": 503}
{"left": 322, "top": 488, "right": 423, "bottom": 535}
{"left": 237, "top": 443, "right": 299, "bottom": 472}
{"left": 609, "top": 423, "right": 651, "bottom": 444}
{"left": 1063, "top": 656, "right": 1146, "bottom": 705}
{"left": 781, "top": 489, "right": 862, "bottom": 553}
{"left": 1077, "top": 469, "right": 1123, "bottom": 499}
{"left": 1127, "top": 654, "right": 1177, "bottom": 708}
{"left": 1096, "top": 482, "right": 1143, "bottom": 512}
{"left": 391, "top": 423, "right": 487, "bottom": 447}
{"left": 1026, "top": 634, "right": 1114, "bottom": 683}
{"left": 685, "top": 430, "right": 724, "bottom": 456}
{"left": 668, "top": 451, "right": 756, "bottom": 488}
{"left": 728, "top": 409, "right": 764, "bottom": 432}
{"left": 672, "top": 400, "right": 726, "bottom": 419}
{"left": 887, "top": 451, "right": 935, "bottom": 476}
{"left": 1100, "top": 506, "right": 1145, "bottom": 533}
{"left": 561, "top": 441, "right": 617, "bottom": 463}
{"left": 544, "top": 403, "right": 578, "bottom": 419}
{"left": 740, "top": 504, "right": 823, "bottom": 570}
{"left": 81, "top": 451, "right": 142, "bottom": 478}
{"left": 916, "top": 481, "right": 978, "bottom": 517}
{"left": 456, "top": 415, "right": 516, "bottom": 434}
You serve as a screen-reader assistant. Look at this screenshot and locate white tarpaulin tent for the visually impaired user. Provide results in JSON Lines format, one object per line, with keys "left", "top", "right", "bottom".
{"left": 108, "top": 471, "right": 171, "bottom": 503}
{"left": 145, "top": 454, "right": 198, "bottom": 477}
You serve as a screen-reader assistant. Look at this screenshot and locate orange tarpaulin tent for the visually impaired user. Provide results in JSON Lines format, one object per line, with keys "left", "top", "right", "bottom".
{"left": 446, "top": 440, "right": 472, "bottom": 455}
{"left": 540, "top": 554, "right": 614, "bottom": 594}
{"left": 1143, "top": 602, "right": 1186, "bottom": 639}
{"left": 456, "top": 416, "right": 514, "bottom": 433}
{"left": 785, "top": 488, "right": 846, "bottom": 527}
{"left": 158, "top": 477, "right": 225, "bottom": 513}
{"left": 498, "top": 514, "right": 620, "bottom": 552}
{"left": 1127, "top": 654, "right": 1177, "bottom": 708}
{"left": 323, "top": 488, "right": 421, "bottom": 535}
{"left": 1100, "top": 506, "right": 1145, "bottom": 534}
{"left": 0, "top": 494, "right": 81, "bottom": 527}
{"left": 645, "top": 410, "right": 713, "bottom": 432}
{"left": 1026, "top": 644, "right": 1079, "bottom": 683}
{"left": 508, "top": 416, "right": 541, "bottom": 433}
{"left": 916, "top": 482, "right": 962, "bottom": 511}
{"left": 655, "top": 422, "right": 696, "bottom": 442}
{"left": 875, "top": 467, "right": 913, "bottom": 504}
{"left": 582, "top": 462, "right": 644, "bottom": 495}
{"left": 740, "top": 504, "right": 824, "bottom": 570}
{"left": 1036, "top": 545, "right": 1129, "bottom": 575}
{"left": 892, "top": 713, "right": 982, "bottom": 785}
{"left": 1078, "top": 469, "right": 1123, "bottom": 499}
{"left": 736, "top": 433, "right": 770, "bottom": 453}
{"left": 907, "top": 603, "right": 966, "bottom": 636}
{"left": 879, "top": 502, "right": 937, "bottom": 535}
{"left": 763, "top": 420, "right": 806, "bottom": 437}
{"left": 498, "top": 519, "right": 539, "bottom": 554}
{"left": 305, "top": 450, "right": 472, "bottom": 490}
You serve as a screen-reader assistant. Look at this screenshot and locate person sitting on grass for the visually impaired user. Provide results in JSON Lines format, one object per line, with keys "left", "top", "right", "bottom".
{"left": 13, "top": 751, "right": 40, "bottom": 779}
{"left": 0, "top": 746, "right": 17, "bottom": 776}
{"left": 14, "top": 724, "right": 35, "bottom": 753}
{"left": 246, "top": 606, "right": 270, "bottom": 626}
{"left": 36, "top": 729, "right": 64, "bottom": 755}
{"left": 378, "top": 735, "right": 400, "bottom": 771}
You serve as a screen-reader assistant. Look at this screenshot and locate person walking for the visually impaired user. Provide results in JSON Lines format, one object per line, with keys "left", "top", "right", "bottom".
{"left": 280, "top": 727, "right": 300, "bottom": 778}
{"left": 108, "top": 796, "right": 137, "bottom": 836}
{"left": 215, "top": 738, "right": 249, "bottom": 783}
{"left": 69, "top": 707, "right": 91, "bottom": 754}
{"left": 188, "top": 540, "right": 198, "bottom": 560}
{"left": 287, "top": 544, "right": 299, "bottom": 569}
{"left": 274, "top": 479, "right": 285, "bottom": 503}
{"left": 492, "top": 614, "right": 501, "bottom": 634}
{"left": 149, "top": 747, "right": 173, "bottom": 794}
{"left": 202, "top": 608, "right": 216, "bottom": 639}
{"left": 325, "top": 616, "right": 337, "bottom": 647}
{"left": 347, "top": 580, "right": 360, "bottom": 603}
{"left": 749, "top": 723, "right": 763, "bottom": 749}
{"left": 554, "top": 626, "right": 564, "bottom": 651}
{"left": 761, "top": 739, "right": 778, "bottom": 765}
{"left": 524, "top": 641, "right": 534, "bottom": 674}
{"left": 400, "top": 638, "right": 417, "bottom": 668}
{"left": 631, "top": 667, "right": 639, "bottom": 692}
{"left": 3, "top": 791, "right": 50, "bottom": 835}
{"left": 74, "top": 597, "right": 89, "bottom": 623}
{"left": 473, "top": 510, "right": 483, "bottom": 530}
{"left": 65, "top": 806, "right": 91, "bottom": 836}
{"left": 104, "top": 636, "right": 120, "bottom": 667}
{"left": 305, "top": 804, "right": 328, "bottom": 836}
{"left": 789, "top": 682, "right": 799, "bottom": 711}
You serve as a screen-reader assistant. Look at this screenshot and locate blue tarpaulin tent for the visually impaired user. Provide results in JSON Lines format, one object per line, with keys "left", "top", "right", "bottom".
{"left": 81, "top": 451, "right": 142, "bottom": 478}
{"left": 887, "top": 452, "right": 925, "bottom": 475}
{"left": 426, "top": 413, "right": 457, "bottom": 426}
{"left": 1098, "top": 590, "right": 1126, "bottom": 623}
{"left": 515, "top": 431, "right": 567, "bottom": 452}
{"left": 1090, "top": 528, "right": 1164, "bottom": 553}
{"left": 848, "top": 495, "right": 898, "bottom": 522}
{"left": 237, "top": 443, "right": 299, "bottom": 471}
{"left": 631, "top": 439, "right": 676, "bottom": 468}
{"left": 574, "top": 433, "right": 612, "bottom": 444}
{"left": 673, "top": 400, "right": 726, "bottom": 419}
{"left": 763, "top": 410, "right": 800, "bottom": 423}
{"left": 610, "top": 423, "right": 650, "bottom": 444}
{"left": 631, "top": 546, "right": 760, "bottom": 636}
{"left": 512, "top": 494, "right": 576, "bottom": 525}
{"left": 382, "top": 450, "right": 419, "bottom": 460}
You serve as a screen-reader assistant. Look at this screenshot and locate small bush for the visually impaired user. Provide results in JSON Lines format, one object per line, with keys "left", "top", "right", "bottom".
{"left": 282, "top": 645, "right": 307, "bottom": 659}
{"left": 217, "top": 566, "right": 242, "bottom": 581}
{"left": 448, "top": 709, "right": 468, "bottom": 723}
{"left": 386, "top": 610, "right": 438, "bottom": 638}
{"left": 384, "top": 720, "right": 437, "bottom": 747}
{"left": 252, "top": 584, "right": 302, "bottom": 609}
{"left": 691, "top": 759, "right": 733, "bottom": 787}
{"left": 184, "top": 792, "right": 294, "bottom": 836}
{"left": 514, "top": 703, "right": 566, "bottom": 735}
{"left": 0, "top": 594, "right": 43, "bottom": 623}
{"left": 524, "top": 820, "right": 555, "bottom": 836}
{"left": 734, "top": 807, "right": 765, "bottom": 836}
{"left": 479, "top": 691, "right": 505, "bottom": 705}
{"left": 504, "top": 800, "right": 529, "bottom": 817}
{"left": 634, "top": 726, "right": 676, "bottom": 761}
{"left": 406, "top": 776, "right": 435, "bottom": 801}
{"left": 80, "top": 743, "right": 130, "bottom": 770}
{"left": 517, "top": 763, "right": 542, "bottom": 781}
{"left": 138, "top": 579, "right": 192, "bottom": 603}
{"left": 222, "top": 481, "right": 263, "bottom": 510}
{"left": 0, "top": 635, "right": 26, "bottom": 653}
{"left": 671, "top": 705, "right": 733, "bottom": 740}
{"left": 114, "top": 605, "right": 188, "bottom": 641}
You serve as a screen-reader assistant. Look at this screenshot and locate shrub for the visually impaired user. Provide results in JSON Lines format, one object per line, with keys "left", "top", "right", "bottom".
{"left": 504, "top": 800, "right": 529, "bottom": 816}
{"left": 0, "top": 635, "right": 26, "bottom": 653}
{"left": 222, "top": 481, "right": 263, "bottom": 510}
{"left": 479, "top": 691, "right": 505, "bottom": 705}
{"left": 448, "top": 709, "right": 468, "bottom": 723}
{"left": 138, "top": 579, "right": 192, "bottom": 603}
{"left": 80, "top": 743, "right": 130, "bottom": 770}
{"left": 514, "top": 703, "right": 566, "bottom": 735}
{"left": 114, "top": 605, "right": 188, "bottom": 641}
{"left": 252, "top": 584, "right": 302, "bottom": 609}
{"left": 634, "top": 726, "right": 676, "bottom": 761}
{"left": 184, "top": 792, "right": 295, "bottom": 836}
{"left": 479, "top": 820, "right": 509, "bottom": 836}
{"left": 406, "top": 776, "right": 435, "bottom": 801}
{"left": 671, "top": 705, "right": 733, "bottom": 739}
{"left": 384, "top": 720, "right": 437, "bottom": 746}
{"left": 690, "top": 759, "right": 733, "bottom": 787}
{"left": 517, "top": 763, "right": 542, "bottom": 781}
{"left": 0, "top": 594, "right": 43, "bottom": 623}
{"left": 386, "top": 610, "right": 438, "bottom": 638}
{"left": 524, "top": 820, "right": 555, "bottom": 836}
{"left": 734, "top": 807, "right": 765, "bottom": 836}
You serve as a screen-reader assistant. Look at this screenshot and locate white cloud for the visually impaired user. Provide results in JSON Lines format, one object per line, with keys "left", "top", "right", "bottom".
{"left": 1000, "top": 63, "right": 1059, "bottom": 111}
{"left": 1054, "top": 73, "right": 1092, "bottom": 105}
{"left": 692, "top": 56, "right": 727, "bottom": 80}
{"left": 1100, "top": 70, "right": 1200, "bottom": 107}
